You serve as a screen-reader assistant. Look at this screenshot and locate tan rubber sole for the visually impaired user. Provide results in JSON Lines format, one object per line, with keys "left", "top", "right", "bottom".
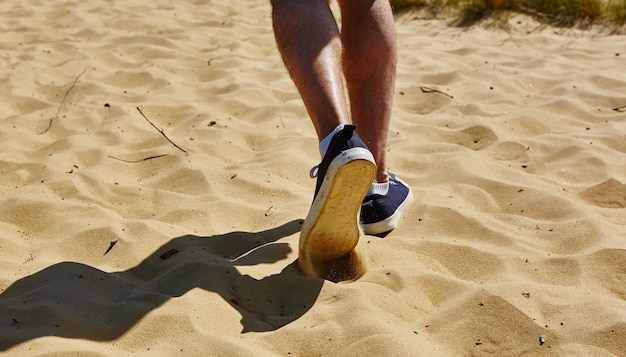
{"left": 299, "top": 149, "right": 376, "bottom": 281}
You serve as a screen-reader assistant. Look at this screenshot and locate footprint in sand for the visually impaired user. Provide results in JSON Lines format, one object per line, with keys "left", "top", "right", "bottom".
{"left": 448, "top": 125, "right": 498, "bottom": 151}
{"left": 488, "top": 141, "right": 530, "bottom": 163}
{"left": 579, "top": 179, "right": 626, "bottom": 208}
{"left": 582, "top": 249, "right": 626, "bottom": 300}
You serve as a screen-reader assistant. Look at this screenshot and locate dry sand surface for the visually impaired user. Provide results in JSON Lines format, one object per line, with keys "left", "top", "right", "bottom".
{"left": 1, "top": 0, "right": 625, "bottom": 355}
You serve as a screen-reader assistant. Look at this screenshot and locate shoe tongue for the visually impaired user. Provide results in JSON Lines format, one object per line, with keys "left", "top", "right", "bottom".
{"left": 324, "top": 125, "right": 357, "bottom": 160}
{"left": 319, "top": 124, "right": 346, "bottom": 159}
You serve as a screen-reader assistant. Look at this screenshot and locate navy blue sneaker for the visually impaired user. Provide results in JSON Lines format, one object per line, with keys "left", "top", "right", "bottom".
{"left": 299, "top": 125, "right": 376, "bottom": 279}
{"left": 360, "top": 173, "right": 413, "bottom": 236}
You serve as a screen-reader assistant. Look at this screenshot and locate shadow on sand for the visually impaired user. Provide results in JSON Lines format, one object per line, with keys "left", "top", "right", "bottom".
{"left": 0, "top": 219, "right": 322, "bottom": 350}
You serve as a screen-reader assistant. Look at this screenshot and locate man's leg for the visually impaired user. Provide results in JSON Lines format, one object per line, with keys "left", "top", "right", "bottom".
{"left": 272, "top": 0, "right": 376, "bottom": 281}
{"left": 271, "top": 0, "right": 349, "bottom": 140}
{"left": 339, "top": 0, "right": 412, "bottom": 237}
{"left": 339, "top": 0, "right": 397, "bottom": 183}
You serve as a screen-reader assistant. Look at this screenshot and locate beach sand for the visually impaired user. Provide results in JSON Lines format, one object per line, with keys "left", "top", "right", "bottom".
{"left": 1, "top": 0, "right": 625, "bottom": 355}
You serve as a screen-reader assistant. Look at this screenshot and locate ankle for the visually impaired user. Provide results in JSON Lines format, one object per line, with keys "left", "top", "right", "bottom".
{"left": 376, "top": 170, "right": 389, "bottom": 183}
{"left": 367, "top": 181, "right": 389, "bottom": 196}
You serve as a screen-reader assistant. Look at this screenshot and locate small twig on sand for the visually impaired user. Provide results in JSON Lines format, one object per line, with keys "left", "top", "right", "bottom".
{"left": 104, "top": 240, "right": 118, "bottom": 255}
{"left": 108, "top": 154, "right": 168, "bottom": 163}
{"left": 136, "top": 107, "right": 188, "bottom": 154}
{"left": 420, "top": 86, "right": 454, "bottom": 99}
{"left": 613, "top": 105, "right": 626, "bottom": 112}
{"left": 160, "top": 248, "right": 179, "bottom": 260}
{"left": 41, "top": 66, "right": 90, "bottom": 134}
{"left": 56, "top": 66, "right": 90, "bottom": 118}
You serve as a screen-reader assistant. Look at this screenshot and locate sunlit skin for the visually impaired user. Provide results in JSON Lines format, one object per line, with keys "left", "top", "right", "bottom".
{"left": 271, "top": 0, "right": 397, "bottom": 183}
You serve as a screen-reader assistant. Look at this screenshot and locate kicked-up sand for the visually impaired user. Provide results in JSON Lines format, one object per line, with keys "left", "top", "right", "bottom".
{"left": 0, "top": 0, "right": 625, "bottom": 355}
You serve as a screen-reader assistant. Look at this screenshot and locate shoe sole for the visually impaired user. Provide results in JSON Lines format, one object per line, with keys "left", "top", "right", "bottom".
{"left": 361, "top": 178, "right": 414, "bottom": 236}
{"left": 299, "top": 148, "right": 376, "bottom": 278}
